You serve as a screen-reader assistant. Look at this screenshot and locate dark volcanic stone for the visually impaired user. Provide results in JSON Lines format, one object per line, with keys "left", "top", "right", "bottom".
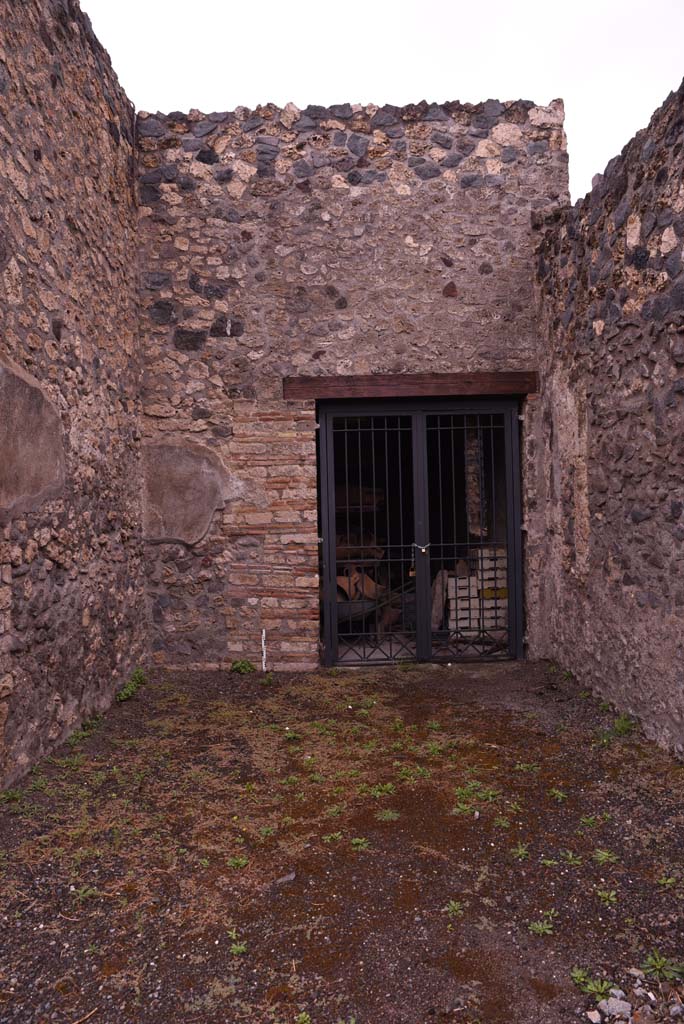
{"left": 140, "top": 184, "right": 161, "bottom": 204}
{"left": 229, "top": 319, "right": 245, "bottom": 337}
{"left": 137, "top": 116, "right": 166, "bottom": 138}
{"left": 431, "top": 131, "right": 452, "bottom": 150}
{"left": 329, "top": 103, "right": 353, "bottom": 119}
{"left": 210, "top": 314, "right": 228, "bottom": 337}
{"left": 144, "top": 272, "right": 171, "bottom": 290}
{"left": 347, "top": 170, "right": 362, "bottom": 185}
{"left": 460, "top": 174, "right": 483, "bottom": 189}
{"left": 192, "top": 120, "right": 217, "bottom": 137}
{"left": 414, "top": 163, "right": 441, "bottom": 180}
{"left": 483, "top": 99, "right": 504, "bottom": 118}
{"left": 631, "top": 247, "right": 649, "bottom": 270}
{"left": 335, "top": 156, "right": 356, "bottom": 172}
{"left": 527, "top": 140, "right": 549, "bottom": 155}
{"left": 294, "top": 115, "right": 317, "bottom": 131}
{"left": 665, "top": 251, "right": 681, "bottom": 277}
{"left": 501, "top": 146, "right": 519, "bottom": 164}
{"left": 425, "top": 104, "right": 448, "bottom": 121}
{"left": 214, "top": 166, "right": 234, "bottom": 183}
{"left": 671, "top": 283, "right": 684, "bottom": 311}
{"left": 440, "top": 153, "right": 463, "bottom": 169}
{"left": 196, "top": 147, "right": 219, "bottom": 165}
{"left": 149, "top": 300, "right": 174, "bottom": 325}
{"left": 177, "top": 174, "right": 197, "bottom": 192}
{"left": 140, "top": 169, "right": 162, "bottom": 184}
{"left": 241, "top": 116, "right": 263, "bottom": 132}
{"left": 443, "top": 281, "right": 458, "bottom": 297}
{"left": 613, "top": 198, "right": 630, "bottom": 229}
{"left": 370, "top": 109, "right": 397, "bottom": 128}
{"left": 347, "top": 133, "right": 369, "bottom": 158}
{"left": 173, "top": 328, "right": 207, "bottom": 352}
{"left": 293, "top": 160, "right": 313, "bottom": 179}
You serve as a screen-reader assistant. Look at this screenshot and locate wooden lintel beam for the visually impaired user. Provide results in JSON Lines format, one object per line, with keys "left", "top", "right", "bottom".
{"left": 282, "top": 371, "right": 539, "bottom": 401}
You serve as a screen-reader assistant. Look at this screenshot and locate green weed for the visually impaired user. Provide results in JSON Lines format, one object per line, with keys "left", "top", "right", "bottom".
{"left": 227, "top": 855, "right": 249, "bottom": 870}
{"left": 71, "top": 885, "right": 100, "bottom": 902}
{"left": 116, "top": 668, "right": 146, "bottom": 703}
{"left": 570, "top": 968, "right": 614, "bottom": 1001}
{"left": 230, "top": 659, "right": 256, "bottom": 674}
{"left": 528, "top": 909, "right": 557, "bottom": 935}
{"left": 612, "top": 714, "right": 636, "bottom": 736}
{"left": 375, "top": 808, "right": 400, "bottom": 822}
{"left": 593, "top": 848, "right": 618, "bottom": 865}
{"left": 68, "top": 715, "right": 102, "bottom": 747}
{"left": 641, "top": 950, "right": 684, "bottom": 981}
{"left": 0, "top": 789, "right": 22, "bottom": 805}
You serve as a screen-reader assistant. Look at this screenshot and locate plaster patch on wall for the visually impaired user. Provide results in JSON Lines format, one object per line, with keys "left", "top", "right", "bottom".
{"left": 0, "top": 357, "right": 65, "bottom": 520}
{"left": 142, "top": 442, "right": 241, "bottom": 545}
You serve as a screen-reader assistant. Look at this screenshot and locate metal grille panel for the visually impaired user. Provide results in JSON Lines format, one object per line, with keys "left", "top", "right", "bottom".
{"left": 319, "top": 401, "right": 521, "bottom": 665}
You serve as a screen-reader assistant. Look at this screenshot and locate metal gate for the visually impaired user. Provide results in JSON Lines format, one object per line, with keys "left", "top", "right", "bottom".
{"left": 318, "top": 400, "right": 522, "bottom": 665}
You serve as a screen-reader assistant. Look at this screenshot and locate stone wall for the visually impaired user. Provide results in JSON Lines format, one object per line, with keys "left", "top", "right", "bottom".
{"left": 0, "top": 0, "right": 146, "bottom": 783}
{"left": 528, "top": 80, "right": 684, "bottom": 751}
{"left": 136, "top": 99, "right": 569, "bottom": 669}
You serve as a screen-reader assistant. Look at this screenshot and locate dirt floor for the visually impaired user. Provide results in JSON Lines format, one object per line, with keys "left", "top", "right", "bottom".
{"left": 1, "top": 661, "right": 683, "bottom": 1024}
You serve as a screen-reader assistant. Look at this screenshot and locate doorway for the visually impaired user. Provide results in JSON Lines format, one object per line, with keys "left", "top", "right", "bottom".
{"left": 318, "top": 400, "right": 522, "bottom": 665}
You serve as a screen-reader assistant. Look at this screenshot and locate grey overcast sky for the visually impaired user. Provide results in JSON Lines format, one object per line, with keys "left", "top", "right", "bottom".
{"left": 82, "top": 0, "right": 684, "bottom": 202}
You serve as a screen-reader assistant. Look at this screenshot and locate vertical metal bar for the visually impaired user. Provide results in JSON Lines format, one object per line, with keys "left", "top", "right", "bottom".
{"left": 450, "top": 417, "right": 459, "bottom": 647}
{"left": 356, "top": 419, "right": 366, "bottom": 663}
{"left": 504, "top": 404, "right": 523, "bottom": 658}
{"left": 412, "top": 410, "right": 430, "bottom": 660}
{"left": 437, "top": 416, "right": 444, "bottom": 638}
{"left": 488, "top": 419, "right": 499, "bottom": 631}
{"left": 320, "top": 410, "right": 338, "bottom": 666}
{"left": 382, "top": 419, "right": 392, "bottom": 661}
{"left": 395, "top": 418, "right": 403, "bottom": 661}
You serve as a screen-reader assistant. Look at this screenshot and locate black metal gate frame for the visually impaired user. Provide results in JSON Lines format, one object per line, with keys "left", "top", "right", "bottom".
{"left": 318, "top": 398, "right": 523, "bottom": 666}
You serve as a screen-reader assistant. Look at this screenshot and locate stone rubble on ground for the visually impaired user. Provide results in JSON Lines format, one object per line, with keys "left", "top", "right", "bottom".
{"left": 583, "top": 970, "right": 684, "bottom": 1023}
